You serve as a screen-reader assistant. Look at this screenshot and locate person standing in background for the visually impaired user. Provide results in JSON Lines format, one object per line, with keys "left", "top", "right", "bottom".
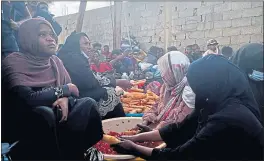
{"left": 231, "top": 43, "right": 264, "bottom": 125}
{"left": 221, "top": 46, "right": 233, "bottom": 60}
{"left": 33, "top": 2, "right": 62, "bottom": 36}
{"left": 203, "top": 39, "right": 220, "bottom": 57}
{"left": 190, "top": 44, "right": 202, "bottom": 62}
{"left": 184, "top": 45, "right": 193, "bottom": 55}
{"left": 102, "top": 45, "right": 112, "bottom": 62}
{"left": 167, "top": 46, "right": 178, "bottom": 52}
{"left": 93, "top": 42, "right": 106, "bottom": 62}
{"left": 1, "top": 1, "right": 31, "bottom": 58}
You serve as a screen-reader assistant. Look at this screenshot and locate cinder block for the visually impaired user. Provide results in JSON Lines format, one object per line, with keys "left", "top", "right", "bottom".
{"left": 174, "top": 32, "right": 186, "bottom": 40}
{"left": 141, "top": 11, "right": 154, "bottom": 18}
{"left": 231, "top": 17, "right": 251, "bottom": 27}
{"left": 197, "top": 22, "right": 214, "bottom": 31}
{"left": 242, "top": 7, "right": 263, "bottom": 18}
{"left": 186, "top": 16, "right": 201, "bottom": 24}
{"left": 213, "top": 3, "right": 232, "bottom": 13}
{"left": 223, "top": 10, "right": 243, "bottom": 20}
{"left": 250, "top": 34, "right": 263, "bottom": 43}
{"left": 231, "top": 2, "right": 251, "bottom": 10}
{"left": 195, "top": 38, "right": 207, "bottom": 47}
{"left": 231, "top": 35, "right": 251, "bottom": 44}
{"left": 182, "top": 23, "right": 198, "bottom": 31}
{"left": 197, "top": 6, "right": 214, "bottom": 15}
{"left": 215, "top": 37, "right": 231, "bottom": 45}
{"left": 223, "top": 27, "right": 241, "bottom": 36}
{"left": 214, "top": 20, "right": 232, "bottom": 29}
{"left": 187, "top": 31, "right": 205, "bottom": 39}
{"left": 204, "top": 13, "right": 223, "bottom": 22}
{"left": 180, "top": 39, "right": 196, "bottom": 47}
{"left": 205, "top": 29, "right": 223, "bottom": 38}
{"left": 179, "top": 10, "right": 194, "bottom": 18}
{"left": 252, "top": 16, "right": 263, "bottom": 25}
{"left": 172, "top": 18, "right": 186, "bottom": 25}
{"left": 241, "top": 26, "right": 262, "bottom": 35}
{"left": 251, "top": 2, "right": 263, "bottom": 8}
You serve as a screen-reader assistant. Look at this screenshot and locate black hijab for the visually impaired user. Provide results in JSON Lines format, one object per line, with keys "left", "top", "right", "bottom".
{"left": 231, "top": 43, "right": 264, "bottom": 123}
{"left": 187, "top": 55, "right": 261, "bottom": 122}
{"left": 57, "top": 31, "right": 101, "bottom": 98}
{"left": 58, "top": 31, "right": 88, "bottom": 55}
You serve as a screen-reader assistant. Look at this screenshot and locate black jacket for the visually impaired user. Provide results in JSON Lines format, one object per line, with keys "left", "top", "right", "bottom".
{"left": 149, "top": 55, "right": 264, "bottom": 160}
{"left": 58, "top": 32, "right": 107, "bottom": 101}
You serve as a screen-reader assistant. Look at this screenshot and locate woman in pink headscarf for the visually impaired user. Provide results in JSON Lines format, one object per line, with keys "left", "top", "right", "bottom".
{"left": 141, "top": 51, "right": 195, "bottom": 130}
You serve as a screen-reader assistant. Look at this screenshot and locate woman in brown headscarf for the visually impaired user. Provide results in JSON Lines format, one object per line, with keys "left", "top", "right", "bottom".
{"left": 2, "top": 18, "right": 103, "bottom": 160}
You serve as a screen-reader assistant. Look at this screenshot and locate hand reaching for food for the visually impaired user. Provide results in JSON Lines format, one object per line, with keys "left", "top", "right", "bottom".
{"left": 102, "top": 134, "right": 121, "bottom": 145}
{"left": 110, "top": 140, "right": 137, "bottom": 155}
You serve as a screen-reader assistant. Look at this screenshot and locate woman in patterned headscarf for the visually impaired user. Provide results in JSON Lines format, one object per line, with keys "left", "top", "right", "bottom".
{"left": 142, "top": 51, "right": 195, "bottom": 129}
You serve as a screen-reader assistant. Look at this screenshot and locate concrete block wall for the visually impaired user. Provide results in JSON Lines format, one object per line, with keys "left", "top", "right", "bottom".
{"left": 55, "top": 1, "right": 263, "bottom": 52}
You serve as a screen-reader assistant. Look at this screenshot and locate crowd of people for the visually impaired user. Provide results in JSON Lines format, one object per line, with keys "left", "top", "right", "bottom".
{"left": 1, "top": 1, "right": 264, "bottom": 160}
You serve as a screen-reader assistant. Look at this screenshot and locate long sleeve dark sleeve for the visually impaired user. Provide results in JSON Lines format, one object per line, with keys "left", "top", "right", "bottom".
{"left": 150, "top": 121, "right": 225, "bottom": 160}
{"left": 159, "top": 111, "right": 198, "bottom": 148}
{"left": 80, "top": 87, "right": 107, "bottom": 102}
{"left": 58, "top": 53, "right": 108, "bottom": 101}
{"left": 12, "top": 85, "right": 71, "bottom": 107}
{"left": 50, "top": 20, "right": 62, "bottom": 36}
{"left": 34, "top": 10, "right": 62, "bottom": 36}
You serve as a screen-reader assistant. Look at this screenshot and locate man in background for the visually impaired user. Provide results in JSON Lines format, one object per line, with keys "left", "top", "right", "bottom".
{"left": 185, "top": 44, "right": 202, "bottom": 63}
{"left": 167, "top": 46, "right": 178, "bottom": 52}
{"left": 203, "top": 39, "right": 220, "bottom": 57}
{"left": 221, "top": 46, "right": 233, "bottom": 60}
{"left": 34, "top": 2, "right": 62, "bottom": 36}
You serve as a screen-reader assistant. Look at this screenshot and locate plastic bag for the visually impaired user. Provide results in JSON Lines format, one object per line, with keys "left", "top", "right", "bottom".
{"left": 84, "top": 147, "right": 104, "bottom": 161}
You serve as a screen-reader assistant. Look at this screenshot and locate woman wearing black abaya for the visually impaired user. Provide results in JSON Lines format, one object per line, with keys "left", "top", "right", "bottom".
{"left": 58, "top": 31, "right": 126, "bottom": 119}
{"left": 2, "top": 19, "right": 103, "bottom": 160}
{"left": 231, "top": 43, "right": 264, "bottom": 125}
{"left": 110, "top": 55, "right": 264, "bottom": 160}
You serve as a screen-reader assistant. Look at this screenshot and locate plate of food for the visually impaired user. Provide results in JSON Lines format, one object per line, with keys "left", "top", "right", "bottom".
{"left": 121, "top": 88, "right": 159, "bottom": 115}
{"left": 94, "top": 117, "right": 166, "bottom": 160}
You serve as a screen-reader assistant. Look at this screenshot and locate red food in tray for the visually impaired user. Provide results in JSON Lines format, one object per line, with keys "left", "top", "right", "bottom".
{"left": 94, "top": 130, "right": 160, "bottom": 155}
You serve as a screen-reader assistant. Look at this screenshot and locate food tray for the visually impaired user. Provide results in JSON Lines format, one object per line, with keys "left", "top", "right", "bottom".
{"left": 102, "top": 117, "right": 166, "bottom": 160}
{"left": 125, "top": 113, "right": 143, "bottom": 117}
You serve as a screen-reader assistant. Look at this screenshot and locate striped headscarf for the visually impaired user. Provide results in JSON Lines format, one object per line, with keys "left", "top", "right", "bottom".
{"left": 143, "top": 51, "right": 195, "bottom": 125}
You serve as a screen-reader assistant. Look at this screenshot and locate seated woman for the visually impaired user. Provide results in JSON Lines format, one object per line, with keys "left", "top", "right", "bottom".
{"left": 2, "top": 18, "right": 103, "bottom": 160}
{"left": 141, "top": 51, "right": 195, "bottom": 130}
{"left": 58, "top": 31, "right": 127, "bottom": 119}
{"left": 231, "top": 43, "right": 264, "bottom": 124}
{"left": 89, "top": 49, "right": 114, "bottom": 73}
{"left": 112, "top": 55, "right": 264, "bottom": 160}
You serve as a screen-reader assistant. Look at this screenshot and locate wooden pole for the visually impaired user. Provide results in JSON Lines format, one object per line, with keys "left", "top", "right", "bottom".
{"left": 76, "top": 0, "right": 87, "bottom": 32}
{"left": 113, "top": 1, "right": 122, "bottom": 49}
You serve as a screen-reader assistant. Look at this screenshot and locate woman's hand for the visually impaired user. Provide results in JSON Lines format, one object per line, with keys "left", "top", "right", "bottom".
{"left": 116, "top": 79, "right": 132, "bottom": 90}
{"left": 137, "top": 124, "right": 153, "bottom": 133}
{"left": 52, "top": 97, "right": 69, "bottom": 122}
{"left": 111, "top": 140, "right": 137, "bottom": 155}
{"left": 67, "top": 83, "right": 79, "bottom": 97}
{"left": 120, "top": 134, "right": 140, "bottom": 142}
